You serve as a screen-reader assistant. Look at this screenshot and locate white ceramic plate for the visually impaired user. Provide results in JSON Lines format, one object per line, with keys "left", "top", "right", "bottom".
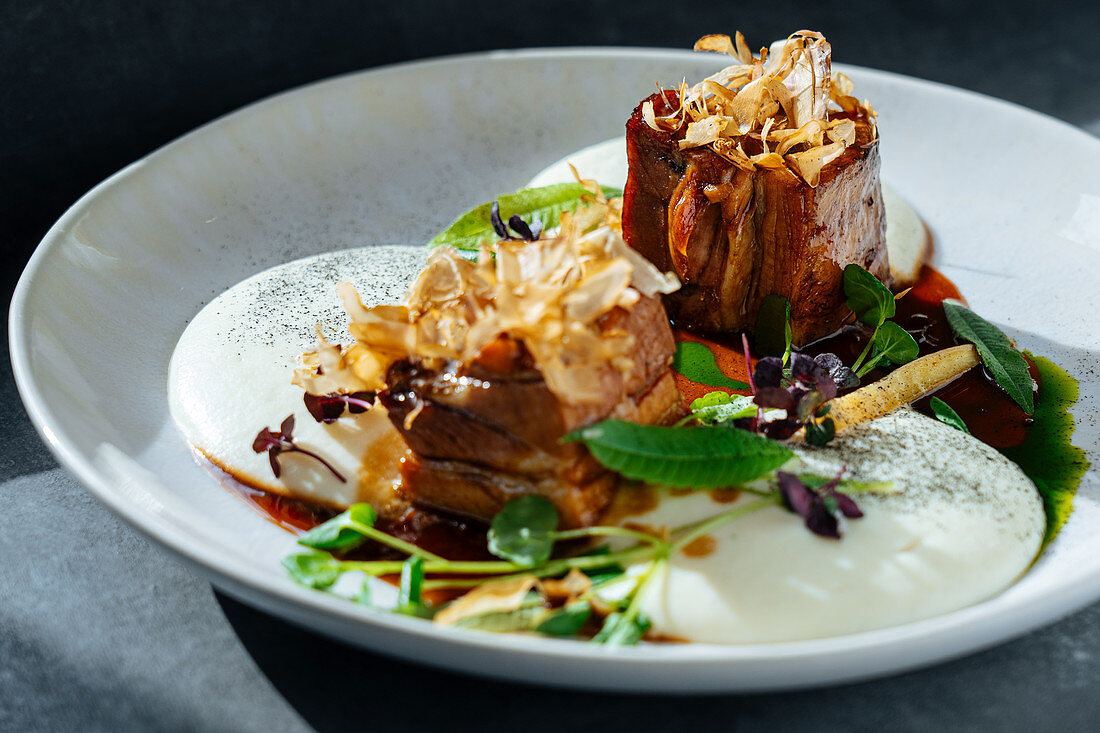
{"left": 10, "top": 48, "right": 1100, "bottom": 693}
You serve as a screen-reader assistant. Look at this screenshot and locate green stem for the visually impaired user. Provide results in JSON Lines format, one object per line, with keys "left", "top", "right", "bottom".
{"left": 553, "top": 526, "right": 669, "bottom": 547}
{"left": 612, "top": 558, "right": 666, "bottom": 638}
{"left": 668, "top": 496, "right": 779, "bottom": 554}
{"left": 357, "top": 526, "right": 447, "bottom": 563}
{"left": 419, "top": 546, "right": 658, "bottom": 590}
{"left": 851, "top": 331, "right": 877, "bottom": 374}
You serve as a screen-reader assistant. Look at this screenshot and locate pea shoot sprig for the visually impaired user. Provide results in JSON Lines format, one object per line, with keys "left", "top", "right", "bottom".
{"left": 282, "top": 470, "right": 890, "bottom": 644}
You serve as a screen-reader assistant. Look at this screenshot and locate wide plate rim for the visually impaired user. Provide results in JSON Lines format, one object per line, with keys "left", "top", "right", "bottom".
{"left": 10, "top": 46, "right": 1100, "bottom": 692}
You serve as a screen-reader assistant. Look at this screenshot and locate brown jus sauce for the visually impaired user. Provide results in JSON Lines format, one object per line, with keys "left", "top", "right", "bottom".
{"left": 214, "top": 264, "right": 1037, "bottom": 555}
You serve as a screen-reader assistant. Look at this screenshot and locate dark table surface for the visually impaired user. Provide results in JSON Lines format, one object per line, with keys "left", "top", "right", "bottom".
{"left": 3, "top": 2, "right": 1099, "bottom": 731}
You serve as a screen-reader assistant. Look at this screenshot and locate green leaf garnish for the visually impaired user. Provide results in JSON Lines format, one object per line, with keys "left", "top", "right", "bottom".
{"left": 843, "top": 264, "right": 895, "bottom": 328}
{"left": 754, "top": 294, "right": 792, "bottom": 362}
{"left": 804, "top": 417, "right": 836, "bottom": 446}
{"left": 686, "top": 391, "right": 757, "bottom": 425}
{"left": 396, "top": 556, "right": 432, "bottom": 618}
{"left": 428, "top": 182, "right": 622, "bottom": 251}
{"left": 942, "top": 299, "right": 1034, "bottom": 413}
{"left": 487, "top": 496, "right": 559, "bottom": 567}
{"left": 592, "top": 610, "right": 652, "bottom": 646}
{"left": 564, "top": 420, "right": 793, "bottom": 488}
{"left": 930, "top": 396, "right": 970, "bottom": 433}
{"left": 856, "top": 321, "right": 919, "bottom": 376}
{"left": 672, "top": 341, "right": 749, "bottom": 390}
{"left": 297, "top": 503, "right": 378, "bottom": 551}
{"left": 282, "top": 551, "right": 344, "bottom": 589}
{"left": 535, "top": 601, "right": 592, "bottom": 637}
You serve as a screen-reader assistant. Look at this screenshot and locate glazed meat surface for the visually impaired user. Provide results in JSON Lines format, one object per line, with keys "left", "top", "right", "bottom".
{"left": 380, "top": 295, "right": 683, "bottom": 528}
{"left": 623, "top": 91, "right": 889, "bottom": 345}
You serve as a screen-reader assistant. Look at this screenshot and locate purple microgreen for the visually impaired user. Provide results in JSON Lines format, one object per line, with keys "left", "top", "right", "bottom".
{"left": 489, "top": 201, "right": 543, "bottom": 242}
{"left": 507, "top": 214, "right": 541, "bottom": 241}
{"left": 753, "top": 357, "right": 784, "bottom": 389}
{"left": 754, "top": 386, "right": 796, "bottom": 411}
{"left": 251, "top": 414, "right": 346, "bottom": 483}
{"left": 776, "top": 471, "right": 841, "bottom": 539}
{"left": 489, "top": 201, "right": 509, "bottom": 239}
{"left": 303, "top": 391, "right": 376, "bottom": 424}
{"left": 814, "top": 353, "right": 860, "bottom": 390}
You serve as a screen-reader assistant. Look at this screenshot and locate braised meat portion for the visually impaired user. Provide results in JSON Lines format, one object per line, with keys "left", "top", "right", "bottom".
{"left": 380, "top": 296, "right": 682, "bottom": 528}
{"left": 623, "top": 90, "right": 888, "bottom": 346}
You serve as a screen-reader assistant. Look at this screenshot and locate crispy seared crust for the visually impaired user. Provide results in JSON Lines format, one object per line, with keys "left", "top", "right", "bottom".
{"left": 623, "top": 91, "right": 889, "bottom": 345}
{"left": 380, "top": 295, "right": 683, "bottom": 528}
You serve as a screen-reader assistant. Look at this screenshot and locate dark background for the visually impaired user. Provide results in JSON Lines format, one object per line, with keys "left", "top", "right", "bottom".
{"left": 3, "top": 1, "right": 1099, "bottom": 731}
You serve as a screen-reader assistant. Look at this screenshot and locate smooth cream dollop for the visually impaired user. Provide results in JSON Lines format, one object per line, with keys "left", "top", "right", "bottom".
{"left": 168, "top": 246, "right": 426, "bottom": 511}
{"left": 615, "top": 409, "right": 1044, "bottom": 643}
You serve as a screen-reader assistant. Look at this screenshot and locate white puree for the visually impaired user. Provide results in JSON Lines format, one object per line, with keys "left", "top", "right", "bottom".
{"left": 626, "top": 410, "right": 1044, "bottom": 643}
{"left": 169, "top": 245, "right": 1044, "bottom": 642}
{"left": 168, "top": 152, "right": 1041, "bottom": 642}
{"left": 527, "top": 138, "right": 929, "bottom": 285}
{"left": 168, "top": 246, "right": 426, "bottom": 510}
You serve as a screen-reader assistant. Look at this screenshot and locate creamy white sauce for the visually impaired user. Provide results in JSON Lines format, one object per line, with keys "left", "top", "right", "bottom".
{"left": 614, "top": 409, "right": 1044, "bottom": 643}
{"left": 526, "top": 138, "right": 930, "bottom": 286}
{"left": 168, "top": 246, "right": 425, "bottom": 511}
{"left": 168, "top": 153, "right": 1042, "bottom": 643}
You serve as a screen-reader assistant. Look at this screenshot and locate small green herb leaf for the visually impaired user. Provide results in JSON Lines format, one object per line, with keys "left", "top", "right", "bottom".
{"left": 942, "top": 299, "right": 1035, "bottom": 413}
{"left": 487, "top": 496, "right": 559, "bottom": 567}
{"left": 564, "top": 420, "right": 794, "bottom": 488}
{"left": 754, "top": 294, "right": 792, "bottom": 361}
{"left": 428, "top": 183, "right": 622, "bottom": 251}
{"left": 593, "top": 610, "right": 652, "bottom": 646}
{"left": 930, "top": 396, "right": 970, "bottom": 433}
{"left": 672, "top": 341, "right": 749, "bottom": 390}
{"left": 843, "top": 264, "right": 895, "bottom": 328}
{"left": 804, "top": 417, "right": 836, "bottom": 446}
{"left": 297, "top": 503, "right": 378, "bottom": 551}
{"left": 875, "top": 321, "right": 920, "bottom": 365}
{"left": 688, "top": 391, "right": 757, "bottom": 425}
{"left": 282, "top": 551, "right": 344, "bottom": 589}
{"left": 396, "top": 556, "right": 432, "bottom": 618}
{"left": 536, "top": 601, "right": 592, "bottom": 637}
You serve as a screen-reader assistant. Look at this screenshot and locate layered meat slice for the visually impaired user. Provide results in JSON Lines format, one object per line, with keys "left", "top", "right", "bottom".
{"left": 381, "top": 295, "right": 681, "bottom": 527}
{"left": 622, "top": 32, "right": 889, "bottom": 345}
{"left": 295, "top": 193, "right": 683, "bottom": 528}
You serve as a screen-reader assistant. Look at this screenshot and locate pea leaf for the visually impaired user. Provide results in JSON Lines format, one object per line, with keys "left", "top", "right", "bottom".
{"left": 930, "top": 396, "right": 970, "bottom": 433}
{"left": 297, "top": 503, "right": 378, "bottom": 551}
{"left": 942, "top": 299, "right": 1034, "bottom": 413}
{"left": 563, "top": 420, "right": 793, "bottom": 488}
{"left": 429, "top": 183, "right": 623, "bottom": 251}
{"left": 873, "top": 321, "right": 919, "bottom": 366}
{"left": 487, "top": 496, "right": 559, "bottom": 566}
{"left": 843, "top": 264, "right": 895, "bottom": 328}
{"left": 282, "top": 551, "right": 344, "bottom": 589}
{"left": 396, "top": 556, "right": 432, "bottom": 618}
{"left": 755, "top": 294, "right": 792, "bottom": 361}
{"left": 688, "top": 391, "right": 757, "bottom": 425}
{"left": 535, "top": 601, "right": 592, "bottom": 637}
{"left": 672, "top": 341, "right": 749, "bottom": 390}
{"left": 593, "top": 611, "right": 651, "bottom": 646}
